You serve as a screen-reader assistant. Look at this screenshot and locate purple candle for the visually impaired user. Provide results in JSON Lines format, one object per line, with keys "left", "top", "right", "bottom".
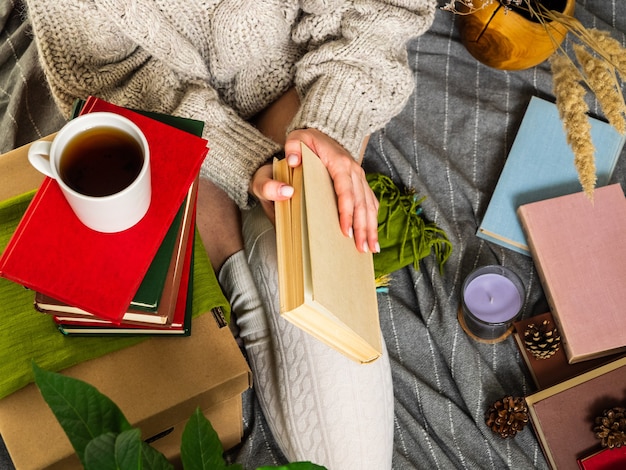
{"left": 460, "top": 265, "right": 525, "bottom": 342}
{"left": 463, "top": 273, "right": 522, "bottom": 323}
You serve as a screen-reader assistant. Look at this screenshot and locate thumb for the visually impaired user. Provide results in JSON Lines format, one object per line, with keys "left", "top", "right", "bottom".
{"left": 255, "top": 176, "right": 294, "bottom": 202}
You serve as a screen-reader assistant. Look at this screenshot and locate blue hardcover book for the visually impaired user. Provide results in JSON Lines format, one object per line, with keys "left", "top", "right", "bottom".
{"left": 477, "top": 95, "right": 625, "bottom": 256}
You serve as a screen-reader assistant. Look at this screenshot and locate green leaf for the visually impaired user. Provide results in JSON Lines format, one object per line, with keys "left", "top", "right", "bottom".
{"left": 32, "top": 362, "right": 132, "bottom": 466}
{"left": 137, "top": 440, "right": 176, "bottom": 470}
{"left": 181, "top": 408, "right": 242, "bottom": 470}
{"left": 114, "top": 429, "right": 144, "bottom": 469}
{"left": 83, "top": 429, "right": 173, "bottom": 470}
{"left": 84, "top": 432, "right": 125, "bottom": 470}
{"left": 257, "top": 463, "right": 327, "bottom": 470}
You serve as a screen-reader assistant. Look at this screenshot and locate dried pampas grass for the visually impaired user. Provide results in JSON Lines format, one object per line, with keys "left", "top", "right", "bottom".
{"left": 549, "top": 53, "right": 596, "bottom": 199}
{"left": 443, "top": 1, "right": 626, "bottom": 199}
{"left": 549, "top": 24, "right": 626, "bottom": 199}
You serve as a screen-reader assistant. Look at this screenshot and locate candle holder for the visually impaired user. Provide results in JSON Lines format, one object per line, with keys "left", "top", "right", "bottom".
{"left": 458, "top": 265, "right": 525, "bottom": 344}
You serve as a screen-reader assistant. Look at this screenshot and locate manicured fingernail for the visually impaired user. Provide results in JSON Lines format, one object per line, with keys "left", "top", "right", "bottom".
{"left": 375, "top": 242, "right": 381, "bottom": 253}
{"left": 362, "top": 242, "right": 369, "bottom": 253}
{"left": 348, "top": 227, "right": 354, "bottom": 238}
{"left": 279, "top": 185, "right": 294, "bottom": 197}
{"left": 287, "top": 154, "right": 299, "bottom": 166}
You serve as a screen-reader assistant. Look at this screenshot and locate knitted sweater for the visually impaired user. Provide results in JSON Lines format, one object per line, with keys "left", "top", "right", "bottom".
{"left": 25, "top": 0, "right": 436, "bottom": 209}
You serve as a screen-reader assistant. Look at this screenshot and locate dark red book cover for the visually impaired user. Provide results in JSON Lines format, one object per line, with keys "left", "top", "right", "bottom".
{"left": 513, "top": 312, "right": 625, "bottom": 390}
{"left": 0, "top": 97, "right": 208, "bottom": 322}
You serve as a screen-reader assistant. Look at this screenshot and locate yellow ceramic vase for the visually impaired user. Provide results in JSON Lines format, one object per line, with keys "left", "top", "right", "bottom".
{"left": 458, "top": 0, "right": 576, "bottom": 71}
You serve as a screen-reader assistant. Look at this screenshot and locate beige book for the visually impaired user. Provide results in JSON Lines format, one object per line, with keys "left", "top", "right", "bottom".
{"left": 273, "top": 142, "right": 382, "bottom": 363}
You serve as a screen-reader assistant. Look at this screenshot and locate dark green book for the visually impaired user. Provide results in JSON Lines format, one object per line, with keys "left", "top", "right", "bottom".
{"left": 131, "top": 203, "right": 184, "bottom": 311}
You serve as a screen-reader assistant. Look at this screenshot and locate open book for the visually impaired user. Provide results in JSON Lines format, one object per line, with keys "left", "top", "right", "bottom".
{"left": 273, "top": 143, "right": 382, "bottom": 363}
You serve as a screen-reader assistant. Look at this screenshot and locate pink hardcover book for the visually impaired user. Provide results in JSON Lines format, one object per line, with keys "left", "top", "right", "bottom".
{"left": 517, "top": 183, "right": 626, "bottom": 364}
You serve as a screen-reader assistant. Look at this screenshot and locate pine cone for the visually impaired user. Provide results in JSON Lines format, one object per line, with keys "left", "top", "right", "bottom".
{"left": 485, "top": 396, "right": 529, "bottom": 438}
{"left": 524, "top": 319, "right": 561, "bottom": 359}
{"left": 594, "top": 407, "right": 626, "bottom": 448}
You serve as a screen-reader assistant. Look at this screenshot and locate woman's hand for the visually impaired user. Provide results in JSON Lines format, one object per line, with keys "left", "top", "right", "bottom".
{"left": 248, "top": 162, "right": 294, "bottom": 226}
{"left": 250, "top": 128, "right": 379, "bottom": 254}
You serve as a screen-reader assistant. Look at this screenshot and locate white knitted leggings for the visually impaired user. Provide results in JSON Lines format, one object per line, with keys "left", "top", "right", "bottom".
{"left": 218, "top": 205, "right": 394, "bottom": 470}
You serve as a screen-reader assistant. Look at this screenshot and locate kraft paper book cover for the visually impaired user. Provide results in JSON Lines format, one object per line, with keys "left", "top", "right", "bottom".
{"left": 477, "top": 95, "right": 624, "bottom": 256}
{"left": 518, "top": 183, "right": 626, "bottom": 364}
{"left": 525, "top": 356, "right": 626, "bottom": 470}
{"left": 274, "top": 142, "right": 382, "bottom": 363}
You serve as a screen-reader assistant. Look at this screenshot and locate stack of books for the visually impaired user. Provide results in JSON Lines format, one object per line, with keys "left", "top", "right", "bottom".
{"left": 0, "top": 96, "right": 210, "bottom": 336}
{"left": 37, "top": 179, "right": 197, "bottom": 336}
{"left": 477, "top": 96, "right": 626, "bottom": 468}
{"left": 513, "top": 314, "right": 626, "bottom": 469}
{"left": 522, "top": 357, "right": 626, "bottom": 470}
{"left": 476, "top": 97, "right": 626, "bottom": 469}
{"left": 514, "top": 184, "right": 626, "bottom": 469}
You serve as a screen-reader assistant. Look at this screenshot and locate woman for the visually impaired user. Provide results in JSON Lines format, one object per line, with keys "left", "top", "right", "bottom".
{"left": 25, "top": 1, "right": 436, "bottom": 467}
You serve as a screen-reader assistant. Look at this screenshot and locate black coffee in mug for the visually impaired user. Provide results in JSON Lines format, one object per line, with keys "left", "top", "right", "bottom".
{"left": 59, "top": 126, "right": 144, "bottom": 197}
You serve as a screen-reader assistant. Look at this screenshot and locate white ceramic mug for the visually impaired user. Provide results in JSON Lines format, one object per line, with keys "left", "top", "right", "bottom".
{"left": 28, "top": 112, "right": 151, "bottom": 233}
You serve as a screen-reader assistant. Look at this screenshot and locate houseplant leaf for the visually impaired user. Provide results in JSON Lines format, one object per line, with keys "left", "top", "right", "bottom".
{"left": 180, "top": 407, "right": 242, "bottom": 470}
{"left": 83, "top": 429, "right": 173, "bottom": 470}
{"left": 32, "top": 362, "right": 133, "bottom": 466}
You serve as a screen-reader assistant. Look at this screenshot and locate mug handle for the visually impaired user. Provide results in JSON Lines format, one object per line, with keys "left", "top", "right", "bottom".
{"left": 27, "top": 141, "right": 55, "bottom": 178}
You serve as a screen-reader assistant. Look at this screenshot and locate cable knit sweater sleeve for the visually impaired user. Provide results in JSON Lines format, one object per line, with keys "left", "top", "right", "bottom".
{"left": 24, "top": 0, "right": 280, "bottom": 210}
{"left": 290, "top": 0, "right": 436, "bottom": 159}
{"left": 24, "top": 0, "right": 436, "bottom": 209}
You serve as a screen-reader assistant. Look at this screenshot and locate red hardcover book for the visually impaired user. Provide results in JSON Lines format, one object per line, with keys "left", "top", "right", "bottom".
{"left": 54, "top": 210, "right": 196, "bottom": 336}
{"left": 0, "top": 97, "right": 208, "bottom": 322}
{"left": 578, "top": 447, "right": 626, "bottom": 470}
{"left": 38, "top": 178, "right": 198, "bottom": 327}
{"left": 517, "top": 184, "right": 626, "bottom": 363}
